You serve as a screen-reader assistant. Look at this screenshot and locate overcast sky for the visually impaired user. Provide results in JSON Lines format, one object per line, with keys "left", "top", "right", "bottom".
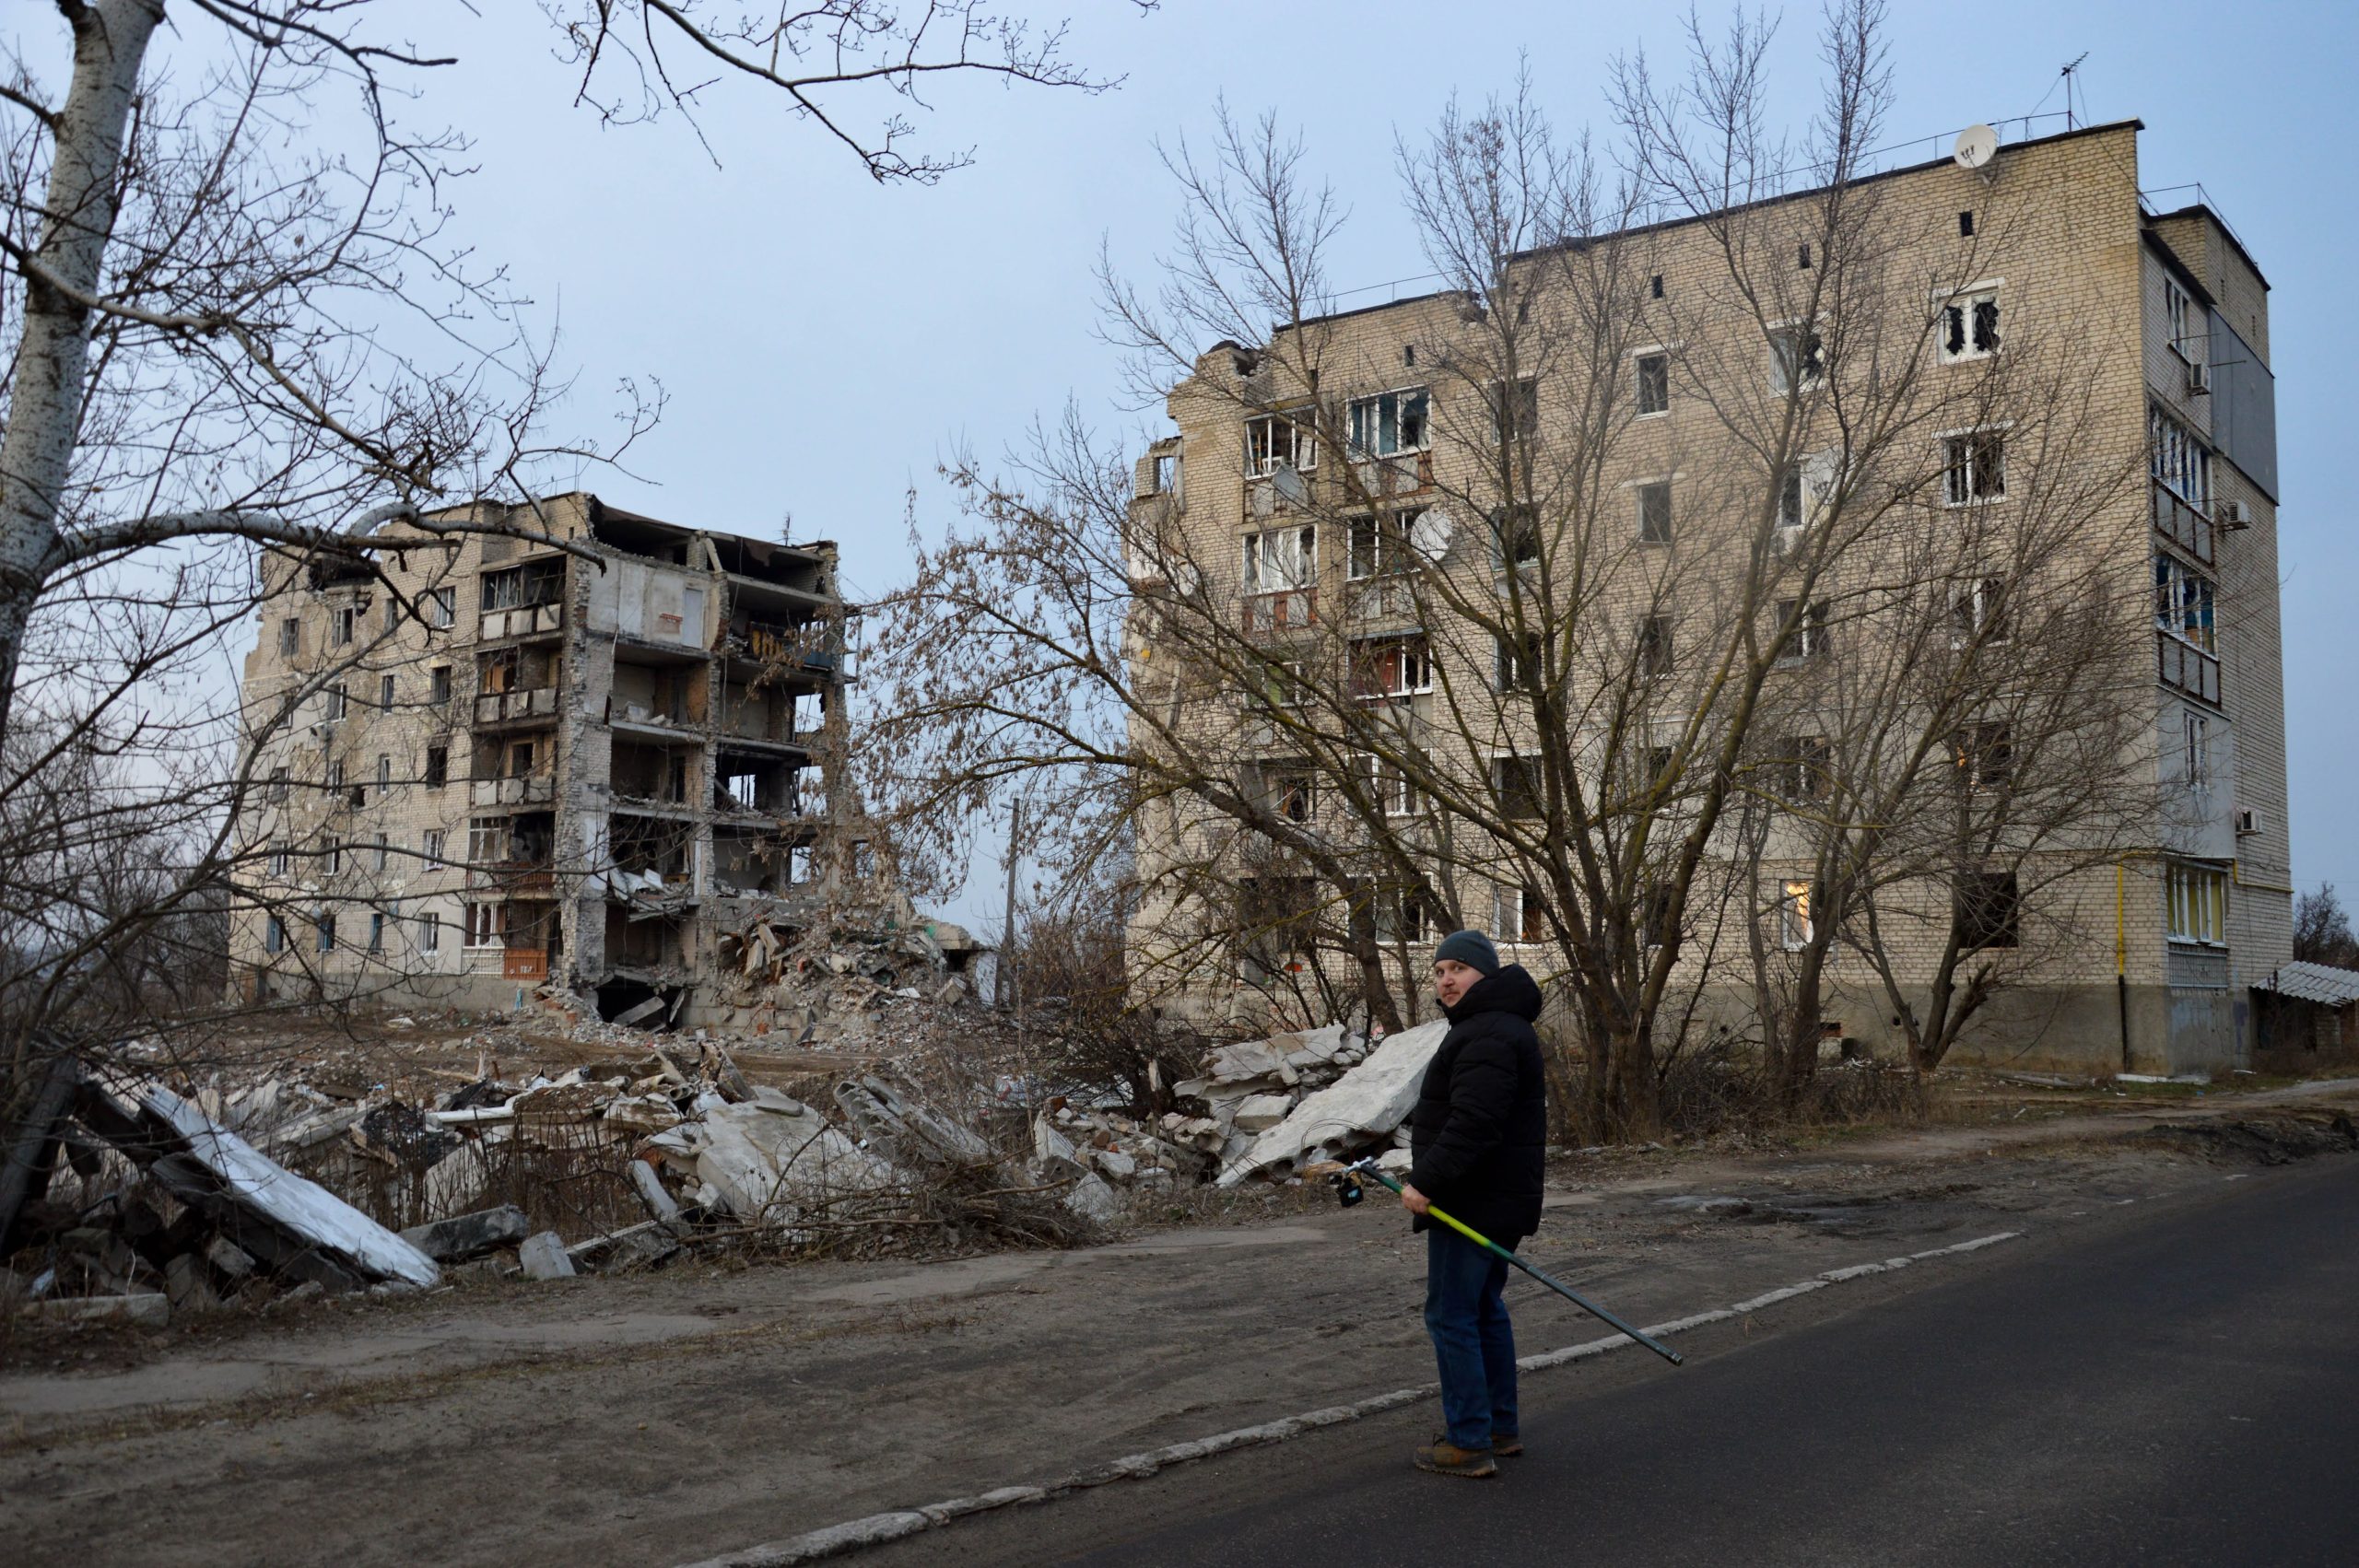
{"left": 257, "top": 2, "right": 2359, "bottom": 925}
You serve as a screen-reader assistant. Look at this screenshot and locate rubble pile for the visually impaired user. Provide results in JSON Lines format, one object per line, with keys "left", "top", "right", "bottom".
{"left": 702, "top": 914, "right": 978, "bottom": 1047}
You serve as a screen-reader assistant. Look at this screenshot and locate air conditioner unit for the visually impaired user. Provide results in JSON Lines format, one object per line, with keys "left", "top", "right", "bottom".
{"left": 2187, "top": 357, "right": 2210, "bottom": 394}
{"left": 2234, "top": 806, "right": 2263, "bottom": 836}
{"left": 2219, "top": 499, "right": 2253, "bottom": 529}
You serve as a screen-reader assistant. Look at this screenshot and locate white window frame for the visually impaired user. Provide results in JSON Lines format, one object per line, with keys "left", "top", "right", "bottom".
{"left": 1941, "top": 427, "right": 2007, "bottom": 507}
{"left": 264, "top": 914, "right": 286, "bottom": 955}
{"left": 1244, "top": 411, "right": 1318, "bottom": 478}
{"left": 2149, "top": 405, "right": 2212, "bottom": 511}
{"left": 267, "top": 841, "right": 290, "bottom": 877}
{"left": 423, "top": 828, "right": 445, "bottom": 864}
{"left": 418, "top": 911, "right": 441, "bottom": 953}
{"left": 1351, "top": 634, "right": 1434, "bottom": 700}
{"left": 1635, "top": 479, "right": 1672, "bottom": 544}
{"left": 1491, "top": 883, "right": 1544, "bottom": 946}
{"left": 1934, "top": 279, "right": 2004, "bottom": 364}
{"left": 426, "top": 587, "right": 456, "bottom": 628}
{"left": 1242, "top": 525, "right": 1317, "bottom": 595}
{"left": 332, "top": 603, "right": 361, "bottom": 648}
{"left": 1774, "top": 599, "right": 1830, "bottom": 663}
{"left": 324, "top": 682, "right": 348, "bottom": 720}
{"left": 2163, "top": 275, "right": 2198, "bottom": 364}
{"left": 1346, "top": 386, "right": 1430, "bottom": 458}
{"left": 1489, "top": 377, "right": 1540, "bottom": 446}
{"left": 1633, "top": 350, "right": 1672, "bottom": 416}
{"left": 373, "top": 832, "right": 390, "bottom": 872}
{"left": 2164, "top": 860, "right": 2227, "bottom": 946}
{"left": 463, "top": 901, "right": 503, "bottom": 949}
{"left": 2154, "top": 553, "right": 2216, "bottom": 652}
{"left": 1952, "top": 576, "right": 2010, "bottom": 645}
{"left": 1347, "top": 510, "right": 1417, "bottom": 581}
{"left": 1357, "top": 753, "right": 1419, "bottom": 817}
{"left": 277, "top": 617, "right": 300, "bottom": 657}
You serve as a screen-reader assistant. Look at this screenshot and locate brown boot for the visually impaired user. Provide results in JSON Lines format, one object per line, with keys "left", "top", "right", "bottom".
{"left": 1414, "top": 1439, "right": 1498, "bottom": 1479}
{"left": 1491, "top": 1431, "right": 1524, "bottom": 1457}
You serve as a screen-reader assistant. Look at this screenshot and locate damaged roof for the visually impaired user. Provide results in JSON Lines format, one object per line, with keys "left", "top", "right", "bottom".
{"left": 2253, "top": 961, "right": 2359, "bottom": 1007}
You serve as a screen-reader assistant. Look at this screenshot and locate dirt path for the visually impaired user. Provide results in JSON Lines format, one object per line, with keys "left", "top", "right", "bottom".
{"left": 5, "top": 1091, "right": 2353, "bottom": 1567}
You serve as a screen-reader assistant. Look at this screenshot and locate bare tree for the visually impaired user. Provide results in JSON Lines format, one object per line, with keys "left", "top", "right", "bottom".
{"left": 2292, "top": 884, "right": 2358, "bottom": 969}
{"left": 0, "top": 0, "right": 1136, "bottom": 1153}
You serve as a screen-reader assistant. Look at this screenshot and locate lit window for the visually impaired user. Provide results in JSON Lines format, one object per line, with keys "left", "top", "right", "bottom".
{"left": 1779, "top": 880, "right": 1814, "bottom": 950}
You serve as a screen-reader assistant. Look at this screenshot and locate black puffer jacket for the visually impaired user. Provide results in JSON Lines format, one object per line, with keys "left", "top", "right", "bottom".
{"left": 1405, "top": 965, "right": 1547, "bottom": 1244}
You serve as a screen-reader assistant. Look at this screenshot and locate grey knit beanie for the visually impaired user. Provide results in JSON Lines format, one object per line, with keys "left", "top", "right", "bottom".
{"left": 1432, "top": 929, "right": 1501, "bottom": 977}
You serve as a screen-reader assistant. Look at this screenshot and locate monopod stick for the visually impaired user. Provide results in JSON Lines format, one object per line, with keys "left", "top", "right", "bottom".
{"left": 1347, "top": 1159, "right": 1686, "bottom": 1367}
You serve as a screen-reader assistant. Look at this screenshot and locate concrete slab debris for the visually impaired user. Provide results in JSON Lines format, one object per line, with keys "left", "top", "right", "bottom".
{"left": 518, "top": 1230, "right": 578, "bottom": 1280}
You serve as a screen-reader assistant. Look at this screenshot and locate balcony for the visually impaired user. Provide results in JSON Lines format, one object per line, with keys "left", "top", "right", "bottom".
{"left": 731, "top": 620, "right": 839, "bottom": 672}
{"left": 470, "top": 773, "right": 557, "bottom": 808}
{"left": 467, "top": 862, "right": 557, "bottom": 895}
{"left": 2152, "top": 483, "right": 2213, "bottom": 568}
{"left": 2158, "top": 633, "right": 2220, "bottom": 706}
{"left": 479, "top": 602, "right": 564, "bottom": 641}
{"left": 1242, "top": 588, "right": 1319, "bottom": 638}
{"left": 474, "top": 686, "right": 559, "bottom": 727}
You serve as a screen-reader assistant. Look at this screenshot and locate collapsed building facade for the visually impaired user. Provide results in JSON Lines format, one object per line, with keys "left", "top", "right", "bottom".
{"left": 1121, "top": 121, "right": 2293, "bottom": 1075}
{"left": 229, "top": 493, "right": 969, "bottom": 1024}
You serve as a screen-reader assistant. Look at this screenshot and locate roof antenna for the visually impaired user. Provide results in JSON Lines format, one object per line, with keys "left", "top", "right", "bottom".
{"left": 2060, "top": 53, "right": 2089, "bottom": 130}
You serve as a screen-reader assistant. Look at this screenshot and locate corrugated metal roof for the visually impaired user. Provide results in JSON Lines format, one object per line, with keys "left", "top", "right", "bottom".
{"left": 2253, "top": 961, "right": 2359, "bottom": 1007}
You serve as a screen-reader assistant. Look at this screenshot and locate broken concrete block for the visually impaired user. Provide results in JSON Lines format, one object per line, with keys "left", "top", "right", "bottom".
{"left": 1094, "top": 1149, "right": 1138, "bottom": 1182}
{"left": 1231, "top": 1094, "right": 1295, "bottom": 1133}
{"left": 1376, "top": 1147, "right": 1414, "bottom": 1173}
{"left": 605, "top": 1094, "right": 685, "bottom": 1136}
{"left": 205, "top": 1237, "right": 255, "bottom": 1280}
{"left": 163, "top": 1255, "right": 220, "bottom": 1314}
{"left": 400, "top": 1204, "right": 531, "bottom": 1264}
{"left": 628, "top": 1159, "right": 685, "bottom": 1231}
{"left": 1032, "top": 1116, "right": 1076, "bottom": 1166}
{"left": 1062, "top": 1171, "right": 1120, "bottom": 1223}
{"left": 23, "top": 1293, "right": 169, "bottom": 1328}
{"left": 1217, "top": 1019, "right": 1449, "bottom": 1187}
{"left": 518, "top": 1231, "right": 577, "bottom": 1281}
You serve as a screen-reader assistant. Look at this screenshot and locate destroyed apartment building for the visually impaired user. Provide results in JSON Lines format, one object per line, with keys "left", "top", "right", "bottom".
{"left": 228, "top": 492, "right": 974, "bottom": 1025}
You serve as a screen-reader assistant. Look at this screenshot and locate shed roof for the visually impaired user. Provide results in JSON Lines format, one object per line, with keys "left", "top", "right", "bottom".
{"left": 2252, "top": 962, "right": 2359, "bottom": 1007}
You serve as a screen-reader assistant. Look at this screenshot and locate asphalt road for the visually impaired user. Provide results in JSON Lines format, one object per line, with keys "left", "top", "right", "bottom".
{"left": 913, "top": 1155, "right": 2359, "bottom": 1567}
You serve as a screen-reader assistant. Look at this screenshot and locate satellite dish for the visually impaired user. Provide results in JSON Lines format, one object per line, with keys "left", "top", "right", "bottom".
{"left": 1953, "top": 123, "right": 1998, "bottom": 170}
{"left": 1410, "top": 507, "right": 1458, "bottom": 561}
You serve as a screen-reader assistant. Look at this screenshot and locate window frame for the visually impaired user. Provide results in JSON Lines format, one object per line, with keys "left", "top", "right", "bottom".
{"left": 1243, "top": 410, "right": 1319, "bottom": 478}
{"left": 1773, "top": 598, "right": 1831, "bottom": 663}
{"left": 1492, "top": 882, "right": 1547, "bottom": 946}
{"left": 1942, "top": 428, "right": 2008, "bottom": 507}
{"left": 2163, "top": 275, "right": 2199, "bottom": 365}
{"left": 1954, "top": 870, "right": 2022, "bottom": 951}
{"left": 2154, "top": 554, "right": 2217, "bottom": 653}
{"left": 1634, "top": 351, "right": 1671, "bottom": 415}
{"left": 1348, "top": 634, "right": 1435, "bottom": 700}
{"left": 1346, "top": 385, "right": 1431, "bottom": 458}
{"left": 2149, "top": 404, "right": 2212, "bottom": 512}
{"left": 425, "top": 587, "right": 456, "bottom": 628}
{"left": 1242, "top": 524, "right": 1318, "bottom": 595}
{"left": 1768, "top": 322, "right": 1825, "bottom": 393}
{"left": 2164, "top": 860, "right": 2228, "bottom": 947}
{"left": 1637, "top": 614, "right": 1674, "bottom": 677}
{"left": 1935, "top": 280, "right": 2003, "bottom": 364}
{"left": 1636, "top": 480, "right": 1673, "bottom": 545}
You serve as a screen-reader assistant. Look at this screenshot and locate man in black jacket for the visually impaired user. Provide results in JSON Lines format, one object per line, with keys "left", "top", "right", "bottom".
{"left": 1400, "top": 928, "right": 1547, "bottom": 1480}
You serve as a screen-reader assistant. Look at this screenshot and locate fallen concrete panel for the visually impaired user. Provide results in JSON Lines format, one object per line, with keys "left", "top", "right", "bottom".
{"left": 401, "top": 1205, "right": 530, "bottom": 1264}
{"left": 1216, "top": 1020, "right": 1449, "bottom": 1187}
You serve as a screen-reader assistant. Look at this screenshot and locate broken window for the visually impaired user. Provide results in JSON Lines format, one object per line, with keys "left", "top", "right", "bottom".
{"left": 2163, "top": 275, "right": 2198, "bottom": 362}
{"left": 1347, "top": 511, "right": 1417, "bottom": 580}
{"left": 1954, "top": 871, "right": 2021, "bottom": 950}
{"left": 1494, "top": 755, "right": 1543, "bottom": 820}
{"left": 1635, "top": 353, "right": 1670, "bottom": 415}
{"left": 278, "top": 617, "right": 300, "bottom": 657}
{"left": 1637, "top": 614, "right": 1674, "bottom": 677}
{"left": 1235, "top": 876, "right": 1320, "bottom": 977}
{"left": 1642, "top": 884, "right": 1677, "bottom": 949}
{"left": 2164, "top": 860, "right": 2227, "bottom": 945}
{"left": 1243, "top": 526, "right": 1318, "bottom": 631}
{"left": 377, "top": 754, "right": 392, "bottom": 791}
{"left": 418, "top": 912, "right": 440, "bottom": 953}
{"left": 1942, "top": 431, "right": 2005, "bottom": 505}
{"left": 325, "top": 682, "right": 347, "bottom": 720}
{"left": 368, "top": 913, "right": 385, "bottom": 953}
{"left": 1953, "top": 577, "right": 2010, "bottom": 644}
{"left": 1940, "top": 287, "right": 2001, "bottom": 362}
{"left": 1248, "top": 658, "right": 1311, "bottom": 710}
{"left": 1769, "top": 323, "right": 1825, "bottom": 392}
{"left": 1958, "top": 209, "right": 1976, "bottom": 238}
{"left": 464, "top": 902, "right": 503, "bottom": 948}
{"left": 316, "top": 913, "right": 336, "bottom": 953}
{"left": 1781, "top": 734, "right": 1832, "bottom": 803}
{"left": 1779, "top": 880, "right": 1814, "bottom": 950}
{"left": 1492, "top": 883, "right": 1547, "bottom": 945}
{"left": 379, "top": 674, "right": 395, "bottom": 711}
{"left": 1349, "top": 635, "right": 1433, "bottom": 700}
{"left": 1496, "top": 631, "right": 1543, "bottom": 693}
{"left": 1778, "top": 466, "right": 1807, "bottom": 534}
{"left": 2149, "top": 406, "right": 2211, "bottom": 509}
{"left": 479, "top": 647, "right": 521, "bottom": 694}
{"left": 1357, "top": 753, "right": 1419, "bottom": 817}
{"left": 1268, "top": 766, "right": 1316, "bottom": 825}
{"left": 426, "top": 587, "right": 456, "bottom": 628}
{"left": 1774, "top": 599, "right": 1831, "bottom": 662}
{"left": 1490, "top": 503, "right": 1541, "bottom": 568}
{"left": 1244, "top": 411, "right": 1318, "bottom": 477}
{"left": 1151, "top": 449, "right": 1182, "bottom": 497}
{"left": 264, "top": 916, "right": 285, "bottom": 955}
{"left": 2154, "top": 554, "right": 2216, "bottom": 651}
{"left": 468, "top": 816, "right": 507, "bottom": 866}
{"left": 1377, "top": 884, "right": 1435, "bottom": 944}
{"left": 332, "top": 601, "right": 364, "bottom": 647}
{"left": 424, "top": 828, "right": 444, "bottom": 862}
{"left": 429, "top": 665, "right": 452, "bottom": 705}
{"left": 787, "top": 844, "right": 816, "bottom": 883}
{"left": 1951, "top": 721, "right": 2013, "bottom": 790}
{"left": 1637, "top": 481, "right": 1672, "bottom": 544}
{"left": 480, "top": 560, "right": 564, "bottom": 611}
{"left": 1347, "top": 386, "right": 1429, "bottom": 457}
{"left": 1491, "top": 378, "right": 1541, "bottom": 446}
{"left": 425, "top": 745, "right": 449, "bottom": 788}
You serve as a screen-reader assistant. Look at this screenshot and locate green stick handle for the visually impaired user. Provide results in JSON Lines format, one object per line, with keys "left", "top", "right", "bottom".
{"left": 1361, "top": 1164, "right": 1686, "bottom": 1367}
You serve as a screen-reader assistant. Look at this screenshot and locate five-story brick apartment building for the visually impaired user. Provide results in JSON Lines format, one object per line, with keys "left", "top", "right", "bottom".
{"left": 1122, "top": 121, "right": 2289, "bottom": 1075}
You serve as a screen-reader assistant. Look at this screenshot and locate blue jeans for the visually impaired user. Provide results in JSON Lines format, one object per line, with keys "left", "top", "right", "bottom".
{"left": 1425, "top": 1226, "right": 1518, "bottom": 1450}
